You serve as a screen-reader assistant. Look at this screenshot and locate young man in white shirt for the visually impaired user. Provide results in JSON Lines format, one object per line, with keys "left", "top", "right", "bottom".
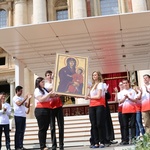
{"left": 13, "top": 86, "right": 32, "bottom": 150}
{"left": 119, "top": 79, "right": 136, "bottom": 145}
{"left": 0, "top": 92, "right": 11, "bottom": 150}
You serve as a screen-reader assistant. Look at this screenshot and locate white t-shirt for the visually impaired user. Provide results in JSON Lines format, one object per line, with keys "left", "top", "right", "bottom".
{"left": 13, "top": 95, "right": 26, "bottom": 117}
{"left": 135, "top": 90, "right": 142, "bottom": 104}
{"left": 90, "top": 82, "right": 105, "bottom": 98}
{"left": 141, "top": 84, "right": 150, "bottom": 111}
{"left": 34, "top": 88, "right": 51, "bottom": 107}
{"left": 117, "top": 91, "right": 123, "bottom": 107}
{"left": 120, "top": 88, "right": 136, "bottom": 113}
{"left": 89, "top": 82, "right": 106, "bottom": 107}
{"left": 45, "top": 82, "right": 53, "bottom": 91}
{"left": 0, "top": 102, "right": 11, "bottom": 125}
{"left": 141, "top": 84, "right": 150, "bottom": 101}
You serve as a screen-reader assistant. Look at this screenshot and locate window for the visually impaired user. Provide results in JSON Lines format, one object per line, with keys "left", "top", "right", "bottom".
{"left": 100, "top": 0, "right": 119, "bottom": 16}
{"left": 0, "top": 57, "right": 5, "bottom": 65}
{"left": 54, "top": 0, "right": 68, "bottom": 20}
{"left": 0, "top": 9, "right": 7, "bottom": 28}
{"left": 56, "top": 9, "right": 68, "bottom": 20}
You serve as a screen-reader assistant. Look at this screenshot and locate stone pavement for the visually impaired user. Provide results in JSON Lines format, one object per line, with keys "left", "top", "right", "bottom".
{"left": 64, "top": 145, "right": 135, "bottom": 150}
{"left": 1, "top": 145, "right": 135, "bottom": 150}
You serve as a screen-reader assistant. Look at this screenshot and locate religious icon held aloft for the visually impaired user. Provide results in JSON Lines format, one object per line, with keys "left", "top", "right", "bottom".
{"left": 53, "top": 53, "right": 88, "bottom": 97}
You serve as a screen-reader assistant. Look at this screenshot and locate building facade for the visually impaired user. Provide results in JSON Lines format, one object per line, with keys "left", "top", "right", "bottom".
{"left": 0, "top": 0, "right": 150, "bottom": 118}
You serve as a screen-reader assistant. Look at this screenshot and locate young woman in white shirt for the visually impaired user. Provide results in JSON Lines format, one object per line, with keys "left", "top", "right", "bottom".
{"left": 34, "top": 77, "right": 55, "bottom": 150}
{"left": 86, "top": 71, "right": 106, "bottom": 148}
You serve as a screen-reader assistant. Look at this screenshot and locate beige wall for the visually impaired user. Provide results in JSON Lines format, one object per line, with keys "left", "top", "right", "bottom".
{"left": 146, "top": 0, "right": 150, "bottom": 10}
{"left": 1, "top": 0, "right": 150, "bottom": 26}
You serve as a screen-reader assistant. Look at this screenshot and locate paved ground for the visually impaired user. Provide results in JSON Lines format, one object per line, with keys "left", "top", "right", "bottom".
{"left": 1, "top": 144, "right": 135, "bottom": 150}
{"left": 60, "top": 145, "right": 134, "bottom": 150}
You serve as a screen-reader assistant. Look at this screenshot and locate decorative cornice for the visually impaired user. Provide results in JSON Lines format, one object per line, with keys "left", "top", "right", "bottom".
{"left": 7, "top": 77, "right": 15, "bottom": 84}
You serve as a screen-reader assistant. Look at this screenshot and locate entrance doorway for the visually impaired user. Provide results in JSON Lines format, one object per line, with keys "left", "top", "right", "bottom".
{"left": 0, "top": 81, "right": 10, "bottom": 103}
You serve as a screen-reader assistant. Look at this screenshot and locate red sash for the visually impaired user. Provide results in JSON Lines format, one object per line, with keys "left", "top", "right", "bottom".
{"left": 36, "top": 102, "right": 50, "bottom": 108}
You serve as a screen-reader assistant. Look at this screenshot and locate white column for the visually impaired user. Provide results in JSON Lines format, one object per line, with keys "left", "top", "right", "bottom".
{"left": 119, "top": 0, "right": 126, "bottom": 13}
{"left": 132, "top": 0, "right": 147, "bottom": 12}
{"left": 8, "top": 2, "right": 12, "bottom": 26}
{"left": 8, "top": 8, "right": 12, "bottom": 26}
{"left": 72, "top": 0, "right": 87, "bottom": 19}
{"left": 14, "top": 59, "right": 25, "bottom": 87}
{"left": 7, "top": 79, "right": 15, "bottom": 106}
{"left": 33, "top": 0, "right": 47, "bottom": 23}
{"left": 93, "top": 0, "right": 100, "bottom": 16}
{"left": 24, "top": 68, "right": 34, "bottom": 118}
{"left": 137, "top": 70, "right": 150, "bottom": 87}
{"left": 14, "top": 0, "right": 27, "bottom": 26}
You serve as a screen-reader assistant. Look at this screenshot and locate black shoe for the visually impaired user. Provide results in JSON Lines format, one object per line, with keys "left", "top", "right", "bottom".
{"left": 122, "top": 141, "right": 129, "bottom": 145}
{"left": 60, "top": 146, "right": 64, "bottom": 150}
{"left": 110, "top": 140, "right": 118, "bottom": 144}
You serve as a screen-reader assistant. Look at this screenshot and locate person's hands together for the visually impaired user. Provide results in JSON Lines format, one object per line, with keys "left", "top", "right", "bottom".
{"left": 28, "top": 94, "right": 32, "bottom": 99}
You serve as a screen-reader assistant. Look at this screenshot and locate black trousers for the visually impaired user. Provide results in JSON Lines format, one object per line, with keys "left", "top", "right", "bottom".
{"left": 50, "top": 107, "right": 64, "bottom": 150}
{"left": 0, "top": 124, "right": 10, "bottom": 149}
{"left": 34, "top": 108, "right": 50, "bottom": 149}
{"left": 105, "top": 103, "right": 115, "bottom": 142}
{"left": 122, "top": 113, "right": 136, "bottom": 142}
{"left": 14, "top": 116, "right": 26, "bottom": 149}
{"left": 118, "top": 112, "right": 124, "bottom": 141}
{"left": 89, "top": 106, "right": 106, "bottom": 145}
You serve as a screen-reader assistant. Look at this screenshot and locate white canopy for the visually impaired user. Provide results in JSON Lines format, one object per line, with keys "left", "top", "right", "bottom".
{"left": 0, "top": 11, "right": 150, "bottom": 77}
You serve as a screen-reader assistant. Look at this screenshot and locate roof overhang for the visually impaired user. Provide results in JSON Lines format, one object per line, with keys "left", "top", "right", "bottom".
{"left": 0, "top": 11, "right": 150, "bottom": 77}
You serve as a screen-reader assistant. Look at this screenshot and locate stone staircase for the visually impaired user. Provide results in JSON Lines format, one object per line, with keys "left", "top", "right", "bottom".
{"left": 1, "top": 113, "right": 121, "bottom": 149}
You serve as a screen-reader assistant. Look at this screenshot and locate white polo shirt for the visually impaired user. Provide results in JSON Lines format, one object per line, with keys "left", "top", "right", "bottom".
{"left": 13, "top": 95, "right": 26, "bottom": 117}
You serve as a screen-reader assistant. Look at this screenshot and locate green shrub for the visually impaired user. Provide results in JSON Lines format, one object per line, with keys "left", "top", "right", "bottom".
{"left": 135, "top": 133, "right": 150, "bottom": 150}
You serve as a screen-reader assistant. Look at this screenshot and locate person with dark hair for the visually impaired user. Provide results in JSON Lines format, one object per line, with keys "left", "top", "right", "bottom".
{"left": 141, "top": 74, "right": 150, "bottom": 133}
{"left": 13, "top": 86, "right": 32, "bottom": 150}
{"left": 0, "top": 92, "right": 11, "bottom": 150}
{"left": 119, "top": 79, "right": 136, "bottom": 145}
{"left": 57, "top": 57, "right": 76, "bottom": 93}
{"left": 45, "top": 70, "right": 53, "bottom": 92}
{"left": 34, "top": 77, "right": 54, "bottom": 150}
{"left": 45, "top": 71, "right": 64, "bottom": 150}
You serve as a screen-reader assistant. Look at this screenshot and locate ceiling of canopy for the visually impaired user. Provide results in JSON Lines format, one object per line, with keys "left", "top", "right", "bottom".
{"left": 0, "top": 11, "right": 150, "bottom": 77}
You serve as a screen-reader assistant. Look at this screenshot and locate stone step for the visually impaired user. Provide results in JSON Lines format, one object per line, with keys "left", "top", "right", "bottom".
{"left": 1, "top": 113, "right": 121, "bottom": 149}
